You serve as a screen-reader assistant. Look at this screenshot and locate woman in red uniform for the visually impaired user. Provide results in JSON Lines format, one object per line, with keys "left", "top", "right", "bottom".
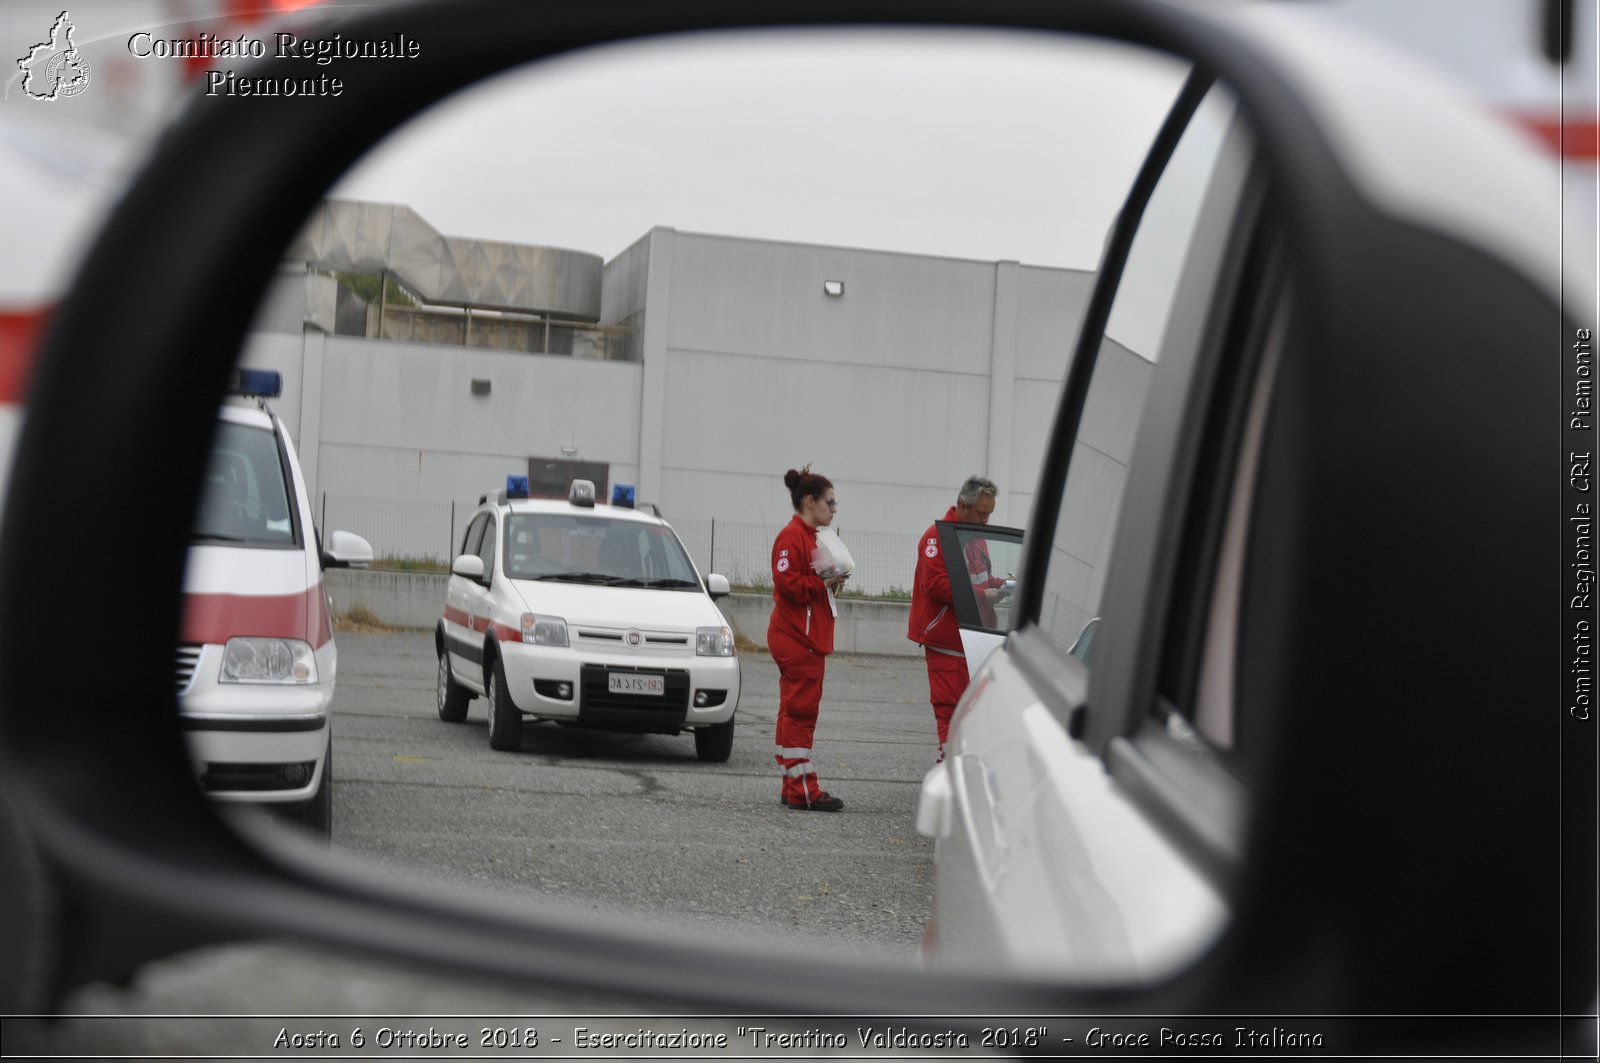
{"left": 768, "top": 466, "right": 847, "bottom": 811}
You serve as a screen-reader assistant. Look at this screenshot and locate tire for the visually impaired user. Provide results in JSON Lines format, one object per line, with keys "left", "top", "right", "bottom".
{"left": 436, "top": 645, "right": 470, "bottom": 723}
{"left": 694, "top": 717, "right": 735, "bottom": 763}
{"left": 486, "top": 655, "right": 522, "bottom": 752}
{"left": 291, "top": 738, "right": 332, "bottom": 838}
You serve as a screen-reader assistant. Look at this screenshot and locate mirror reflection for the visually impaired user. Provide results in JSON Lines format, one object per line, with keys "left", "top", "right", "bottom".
{"left": 180, "top": 29, "right": 1197, "bottom": 971}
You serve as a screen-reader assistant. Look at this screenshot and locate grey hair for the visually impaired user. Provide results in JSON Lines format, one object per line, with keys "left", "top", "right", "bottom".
{"left": 957, "top": 475, "right": 998, "bottom": 506}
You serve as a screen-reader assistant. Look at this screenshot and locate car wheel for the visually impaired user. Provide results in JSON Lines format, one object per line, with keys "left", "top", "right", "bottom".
{"left": 693, "top": 717, "right": 735, "bottom": 763}
{"left": 436, "top": 647, "right": 470, "bottom": 723}
{"left": 486, "top": 655, "right": 522, "bottom": 752}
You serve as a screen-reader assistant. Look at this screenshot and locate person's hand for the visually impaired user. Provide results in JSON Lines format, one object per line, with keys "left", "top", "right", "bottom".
{"left": 826, "top": 573, "right": 847, "bottom": 592}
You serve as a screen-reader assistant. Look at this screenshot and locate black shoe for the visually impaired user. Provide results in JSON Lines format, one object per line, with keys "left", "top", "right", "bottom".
{"left": 784, "top": 792, "right": 844, "bottom": 812}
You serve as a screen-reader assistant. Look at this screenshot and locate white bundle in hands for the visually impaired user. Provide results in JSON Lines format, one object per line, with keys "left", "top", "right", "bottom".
{"left": 810, "top": 526, "right": 855, "bottom": 579}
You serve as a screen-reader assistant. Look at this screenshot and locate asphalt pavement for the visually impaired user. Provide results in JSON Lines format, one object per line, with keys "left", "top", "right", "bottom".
{"left": 329, "top": 631, "right": 941, "bottom": 953}
{"left": 12, "top": 633, "right": 948, "bottom": 1051}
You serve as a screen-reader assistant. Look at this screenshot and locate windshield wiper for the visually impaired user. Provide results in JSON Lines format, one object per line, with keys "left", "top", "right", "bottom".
{"left": 609, "top": 577, "right": 700, "bottom": 588}
{"left": 532, "top": 572, "right": 624, "bottom": 584}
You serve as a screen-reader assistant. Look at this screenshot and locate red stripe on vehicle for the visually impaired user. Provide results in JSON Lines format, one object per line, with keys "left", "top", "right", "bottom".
{"left": 490, "top": 622, "right": 522, "bottom": 643}
{"left": 0, "top": 307, "right": 51, "bottom": 404}
{"left": 1509, "top": 114, "right": 1600, "bottom": 159}
{"left": 182, "top": 583, "right": 331, "bottom": 649}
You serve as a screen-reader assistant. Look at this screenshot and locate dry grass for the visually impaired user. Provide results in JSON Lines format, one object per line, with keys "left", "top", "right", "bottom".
{"left": 334, "top": 603, "right": 394, "bottom": 633}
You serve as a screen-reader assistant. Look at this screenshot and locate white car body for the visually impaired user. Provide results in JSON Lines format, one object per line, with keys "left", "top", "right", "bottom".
{"left": 917, "top": 0, "right": 1594, "bottom": 984}
{"left": 177, "top": 387, "right": 370, "bottom": 829}
{"left": 437, "top": 484, "right": 740, "bottom": 756}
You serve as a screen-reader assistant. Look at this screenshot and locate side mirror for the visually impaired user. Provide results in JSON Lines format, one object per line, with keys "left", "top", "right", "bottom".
{"left": 705, "top": 573, "right": 730, "bottom": 600}
{"left": 451, "top": 554, "right": 485, "bottom": 580}
{"left": 321, "top": 529, "right": 374, "bottom": 569}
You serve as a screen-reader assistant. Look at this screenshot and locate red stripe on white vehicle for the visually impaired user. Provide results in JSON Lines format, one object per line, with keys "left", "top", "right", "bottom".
{"left": 1508, "top": 114, "right": 1600, "bottom": 159}
{"left": 182, "top": 584, "right": 331, "bottom": 649}
{"left": 0, "top": 307, "right": 51, "bottom": 404}
{"left": 443, "top": 605, "right": 522, "bottom": 642}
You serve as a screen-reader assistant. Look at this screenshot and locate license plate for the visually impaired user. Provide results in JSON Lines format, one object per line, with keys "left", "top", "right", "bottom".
{"left": 608, "top": 672, "right": 664, "bottom": 696}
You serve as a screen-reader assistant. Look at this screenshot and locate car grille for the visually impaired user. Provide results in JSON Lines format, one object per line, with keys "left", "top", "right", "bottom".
{"left": 579, "top": 663, "right": 690, "bottom": 713}
{"left": 175, "top": 644, "right": 204, "bottom": 694}
{"left": 574, "top": 628, "right": 693, "bottom": 653}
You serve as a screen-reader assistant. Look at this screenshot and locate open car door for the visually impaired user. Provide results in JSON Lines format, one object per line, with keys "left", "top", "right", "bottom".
{"left": 933, "top": 520, "right": 1023, "bottom": 674}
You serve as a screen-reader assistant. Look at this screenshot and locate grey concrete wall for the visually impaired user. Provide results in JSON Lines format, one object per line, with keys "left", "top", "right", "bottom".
{"left": 314, "top": 336, "right": 641, "bottom": 508}
{"left": 248, "top": 224, "right": 1100, "bottom": 586}
{"left": 323, "top": 570, "right": 919, "bottom": 658}
{"left": 643, "top": 231, "right": 1091, "bottom": 537}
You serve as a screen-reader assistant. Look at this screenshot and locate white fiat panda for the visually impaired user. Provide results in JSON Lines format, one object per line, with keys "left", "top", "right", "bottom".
{"left": 436, "top": 477, "right": 741, "bottom": 761}
{"left": 177, "top": 369, "right": 372, "bottom": 834}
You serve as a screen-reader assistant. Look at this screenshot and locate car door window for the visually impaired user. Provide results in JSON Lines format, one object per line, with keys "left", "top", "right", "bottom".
{"left": 935, "top": 522, "right": 1024, "bottom": 633}
{"left": 460, "top": 513, "right": 487, "bottom": 560}
{"left": 477, "top": 514, "right": 497, "bottom": 578}
{"left": 1037, "top": 86, "right": 1243, "bottom": 665}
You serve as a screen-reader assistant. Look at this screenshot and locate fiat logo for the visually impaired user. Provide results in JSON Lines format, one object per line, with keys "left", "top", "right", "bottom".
{"left": 625, "top": 630, "right": 642, "bottom": 647}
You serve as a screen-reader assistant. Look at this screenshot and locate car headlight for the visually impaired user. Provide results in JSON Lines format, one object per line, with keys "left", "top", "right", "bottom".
{"left": 521, "top": 613, "right": 568, "bottom": 647}
{"left": 695, "top": 625, "right": 735, "bottom": 657}
{"left": 220, "top": 638, "right": 318, "bottom": 684}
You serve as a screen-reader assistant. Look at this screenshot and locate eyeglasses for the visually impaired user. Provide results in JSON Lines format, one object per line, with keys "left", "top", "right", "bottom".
{"left": 819, "top": 497, "right": 838, "bottom": 509}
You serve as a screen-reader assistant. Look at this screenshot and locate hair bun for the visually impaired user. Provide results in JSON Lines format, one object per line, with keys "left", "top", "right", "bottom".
{"left": 783, "top": 469, "right": 802, "bottom": 490}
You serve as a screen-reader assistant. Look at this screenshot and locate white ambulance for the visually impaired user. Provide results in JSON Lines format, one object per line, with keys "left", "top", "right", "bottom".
{"left": 177, "top": 368, "right": 371, "bottom": 833}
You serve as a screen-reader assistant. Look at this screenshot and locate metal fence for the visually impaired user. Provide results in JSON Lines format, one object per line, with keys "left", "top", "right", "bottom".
{"left": 319, "top": 494, "right": 921, "bottom": 596}
{"left": 321, "top": 494, "right": 464, "bottom": 564}
{"left": 672, "top": 518, "right": 917, "bottom": 598}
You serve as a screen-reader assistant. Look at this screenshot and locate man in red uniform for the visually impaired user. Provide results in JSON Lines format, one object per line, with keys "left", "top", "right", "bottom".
{"left": 769, "top": 466, "right": 848, "bottom": 811}
{"left": 908, "top": 476, "right": 1005, "bottom": 763}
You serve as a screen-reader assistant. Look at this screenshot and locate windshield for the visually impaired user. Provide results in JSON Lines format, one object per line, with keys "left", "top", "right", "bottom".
{"left": 502, "top": 514, "right": 700, "bottom": 588}
{"left": 192, "top": 421, "right": 298, "bottom": 547}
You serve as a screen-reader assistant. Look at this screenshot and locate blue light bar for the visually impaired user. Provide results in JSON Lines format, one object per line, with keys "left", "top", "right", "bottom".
{"left": 611, "top": 483, "right": 636, "bottom": 509}
{"left": 225, "top": 368, "right": 282, "bottom": 398}
{"left": 506, "top": 475, "right": 529, "bottom": 499}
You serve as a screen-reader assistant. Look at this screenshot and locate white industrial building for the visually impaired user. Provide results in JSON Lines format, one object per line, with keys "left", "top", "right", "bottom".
{"left": 245, "top": 199, "right": 1121, "bottom": 595}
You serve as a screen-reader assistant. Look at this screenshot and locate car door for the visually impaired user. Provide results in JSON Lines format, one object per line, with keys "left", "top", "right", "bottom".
{"left": 921, "top": 75, "right": 1261, "bottom": 979}
{"left": 445, "top": 512, "right": 488, "bottom": 685}
{"left": 932, "top": 520, "right": 1023, "bottom": 673}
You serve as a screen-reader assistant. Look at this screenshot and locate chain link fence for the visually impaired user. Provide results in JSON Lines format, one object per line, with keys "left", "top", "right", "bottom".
{"left": 320, "top": 494, "right": 921, "bottom": 596}
{"left": 320, "top": 494, "right": 463, "bottom": 567}
{"left": 673, "top": 519, "right": 915, "bottom": 598}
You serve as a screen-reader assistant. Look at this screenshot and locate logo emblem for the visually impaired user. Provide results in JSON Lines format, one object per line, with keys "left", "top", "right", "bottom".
{"left": 625, "top": 630, "right": 642, "bottom": 647}
{"left": 777, "top": 557, "right": 790, "bottom": 572}
{"left": 924, "top": 538, "right": 939, "bottom": 559}
{"left": 16, "top": 11, "right": 92, "bottom": 101}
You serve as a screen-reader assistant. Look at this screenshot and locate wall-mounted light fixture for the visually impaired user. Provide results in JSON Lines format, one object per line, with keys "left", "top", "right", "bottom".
{"left": 823, "top": 280, "right": 845, "bottom": 297}
{"left": 470, "top": 378, "right": 491, "bottom": 396}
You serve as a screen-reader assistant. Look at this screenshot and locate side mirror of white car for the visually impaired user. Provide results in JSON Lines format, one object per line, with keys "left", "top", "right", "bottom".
{"left": 705, "top": 573, "right": 730, "bottom": 600}
{"left": 450, "top": 554, "right": 485, "bottom": 580}
{"left": 322, "top": 529, "right": 374, "bottom": 569}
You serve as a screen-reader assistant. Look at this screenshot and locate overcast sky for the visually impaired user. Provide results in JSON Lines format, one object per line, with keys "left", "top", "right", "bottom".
{"left": 332, "top": 30, "right": 1188, "bottom": 271}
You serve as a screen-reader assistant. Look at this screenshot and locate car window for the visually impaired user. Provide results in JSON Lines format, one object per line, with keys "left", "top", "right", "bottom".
{"left": 460, "top": 512, "right": 487, "bottom": 558}
{"left": 937, "top": 522, "right": 1023, "bottom": 633}
{"left": 502, "top": 515, "right": 699, "bottom": 585}
{"left": 1037, "top": 87, "right": 1241, "bottom": 662}
{"left": 476, "top": 513, "right": 498, "bottom": 576}
{"left": 192, "top": 421, "right": 298, "bottom": 548}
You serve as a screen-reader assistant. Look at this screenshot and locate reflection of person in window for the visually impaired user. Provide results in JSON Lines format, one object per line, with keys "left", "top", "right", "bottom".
{"left": 907, "top": 476, "right": 1006, "bottom": 764}
{"left": 767, "top": 465, "right": 848, "bottom": 812}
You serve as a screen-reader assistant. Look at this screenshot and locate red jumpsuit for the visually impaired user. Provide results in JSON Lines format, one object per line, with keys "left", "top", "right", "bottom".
{"left": 908, "top": 507, "right": 1006, "bottom": 761}
{"left": 767, "top": 515, "right": 837, "bottom": 806}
